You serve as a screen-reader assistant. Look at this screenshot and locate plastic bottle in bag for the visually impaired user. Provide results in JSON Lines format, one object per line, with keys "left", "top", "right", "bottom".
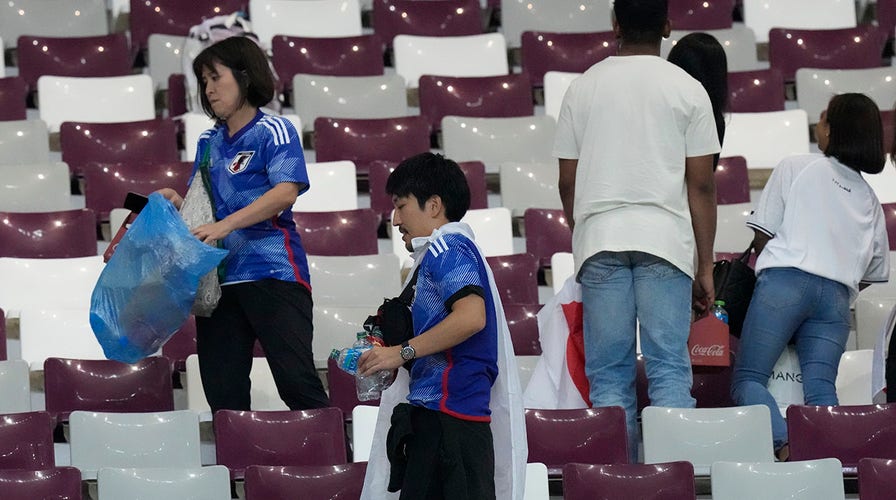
{"left": 711, "top": 300, "right": 729, "bottom": 325}
{"left": 330, "top": 333, "right": 393, "bottom": 401}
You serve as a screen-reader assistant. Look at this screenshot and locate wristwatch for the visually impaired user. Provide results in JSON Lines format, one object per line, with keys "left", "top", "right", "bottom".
{"left": 400, "top": 341, "right": 416, "bottom": 361}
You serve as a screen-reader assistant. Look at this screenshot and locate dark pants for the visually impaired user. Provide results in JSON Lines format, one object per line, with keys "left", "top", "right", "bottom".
{"left": 195, "top": 279, "right": 329, "bottom": 412}
{"left": 399, "top": 406, "right": 495, "bottom": 500}
{"left": 888, "top": 325, "right": 896, "bottom": 403}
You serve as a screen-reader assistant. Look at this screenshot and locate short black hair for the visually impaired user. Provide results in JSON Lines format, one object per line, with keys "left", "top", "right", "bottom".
{"left": 192, "top": 36, "right": 275, "bottom": 119}
{"left": 386, "top": 153, "right": 471, "bottom": 222}
{"left": 825, "top": 93, "right": 885, "bottom": 174}
{"left": 613, "top": 0, "right": 669, "bottom": 45}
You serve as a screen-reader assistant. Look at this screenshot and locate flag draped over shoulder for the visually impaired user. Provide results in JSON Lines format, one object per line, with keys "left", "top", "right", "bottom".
{"left": 523, "top": 277, "right": 591, "bottom": 409}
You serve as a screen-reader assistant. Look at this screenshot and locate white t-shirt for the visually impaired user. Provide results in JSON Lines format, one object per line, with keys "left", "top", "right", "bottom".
{"left": 748, "top": 154, "right": 889, "bottom": 302}
{"left": 552, "top": 55, "right": 720, "bottom": 278}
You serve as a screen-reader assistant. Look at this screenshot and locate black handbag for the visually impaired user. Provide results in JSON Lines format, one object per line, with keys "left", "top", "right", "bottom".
{"left": 712, "top": 244, "right": 756, "bottom": 337}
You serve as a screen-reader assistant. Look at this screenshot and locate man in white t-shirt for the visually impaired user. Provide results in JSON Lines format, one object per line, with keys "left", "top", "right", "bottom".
{"left": 552, "top": 0, "right": 720, "bottom": 460}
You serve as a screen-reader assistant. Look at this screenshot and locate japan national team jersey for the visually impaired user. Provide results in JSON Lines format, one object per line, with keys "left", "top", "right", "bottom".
{"left": 407, "top": 229, "right": 499, "bottom": 421}
{"left": 192, "top": 111, "right": 311, "bottom": 288}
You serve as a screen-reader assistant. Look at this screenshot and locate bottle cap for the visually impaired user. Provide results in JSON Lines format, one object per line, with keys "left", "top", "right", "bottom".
{"left": 329, "top": 349, "right": 340, "bottom": 359}
{"left": 714, "top": 299, "right": 725, "bottom": 306}
{"left": 356, "top": 331, "right": 368, "bottom": 340}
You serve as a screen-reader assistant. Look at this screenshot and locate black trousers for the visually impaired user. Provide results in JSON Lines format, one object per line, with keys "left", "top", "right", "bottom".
{"left": 888, "top": 325, "right": 896, "bottom": 403}
{"left": 399, "top": 406, "right": 496, "bottom": 500}
{"left": 195, "top": 279, "right": 330, "bottom": 412}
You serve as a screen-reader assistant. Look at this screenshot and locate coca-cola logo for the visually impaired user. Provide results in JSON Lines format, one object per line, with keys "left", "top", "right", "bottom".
{"left": 690, "top": 344, "right": 726, "bottom": 357}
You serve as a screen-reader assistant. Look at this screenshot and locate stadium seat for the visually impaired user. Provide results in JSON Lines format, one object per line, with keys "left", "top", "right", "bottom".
{"left": 19, "top": 309, "right": 107, "bottom": 370}
{"left": 520, "top": 31, "right": 615, "bottom": 87}
{"left": 0, "top": 411, "right": 55, "bottom": 469}
{"left": 249, "top": 0, "right": 363, "bottom": 49}
{"left": 524, "top": 208, "right": 572, "bottom": 270}
{"left": 550, "top": 252, "right": 575, "bottom": 294}
{"left": 291, "top": 161, "right": 358, "bottom": 212}
{"left": 858, "top": 457, "right": 896, "bottom": 500}
{"left": 0, "top": 77, "right": 28, "bottom": 121}
{"left": 69, "top": 410, "right": 202, "bottom": 479}
{"left": 787, "top": 403, "right": 896, "bottom": 473}
{"left": 81, "top": 160, "right": 192, "bottom": 223}
{"left": 769, "top": 26, "right": 886, "bottom": 82}
{"left": 0, "top": 467, "right": 82, "bottom": 500}
{"left": 543, "top": 71, "right": 581, "bottom": 121}
{"left": 367, "top": 160, "right": 488, "bottom": 220}
{"left": 244, "top": 463, "right": 367, "bottom": 499}
{"left": 392, "top": 207, "right": 514, "bottom": 262}
{"left": 795, "top": 67, "right": 896, "bottom": 125}
{"left": 743, "top": 0, "right": 857, "bottom": 43}
{"left": 499, "top": 162, "right": 563, "bottom": 217}
{"left": 184, "top": 354, "right": 289, "bottom": 417}
{"left": 711, "top": 458, "right": 845, "bottom": 499}
{"left": 715, "top": 156, "right": 751, "bottom": 205}
{"left": 487, "top": 253, "right": 540, "bottom": 305}
{"left": 312, "top": 116, "right": 430, "bottom": 176}
{"left": 0, "top": 360, "right": 31, "bottom": 414}
{"left": 350, "top": 405, "right": 378, "bottom": 462}
{"left": 214, "top": 407, "right": 347, "bottom": 479}
{"left": 293, "top": 209, "right": 381, "bottom": 256}
{"left": 327, "top": 357, "right": 378, "bottom": 420}
{"left": 311, "top": 305, "right": 371, "bottom": 366}
{"left": 129, "top": 0, "right": 248, "bottom": 53}
{"left": 44, "top": 356, "right": 174, "bottom": 421}
{"left": 0, "top": 0, "right": 107, "bottom": 41}
{"left": 392, "top": 33, "right": 509, "bottom": 89}
{"left": 181, "top": 112, "right": 217, "bottom": 161}
{"left": 419, "top": 73, "right": 534, "bottom": 132}
{"left": 441, "top": 115, "right": 556, "bottom": 174}
{"left": 563, "top": 461, "right": 697, "bottom": 500}
{"left": 504, "top": 303, "right": 542, "bottom": 356}
{"left": 307, "top": 254, "right": 402, "bottom": 307}
{"left": 60, "top": 118, "right": 180, "bottom": 178}
{"left": 161, "top": 316, "right": 197, "bottom": 372}
{"left": 1, "top": 209, "right": 94, "bottom": 260}
{"left": 500, "top": 0, "right": 613, "bottom": 49}
{"left": 0, "top": 256, "right": 104, "bottom": 314}
{"left": 835, "top": 349, "right": 875, "bottom": 405}
{"left": 37, "top": 75, "right": 156, "bottom": 133}
{"left": 727, "top": 69, "right": 786, "bottom": 113}
{"left": 667, "top": 0, "right": 734, "bottom": 30}
{"left": 292, "top": 74, "right": 408, "bottom": 132}
{"left": 17, "top": 33, "right": 132, "bottom": 92}
{"left": 372, "top": 0, "right": 482, "bottom": 46}
{"left": 720, "top": 110, "right": 810, "bottom": 169}
{"left": 525, "top": 407, "right": 630, "bottom": 475}
{"left": 641, "top": 405, "right": 775, "bottom": 476}
{"left": 272, "top": 34, "right": 385, "bottom": 95}
{"left": 97, "top": 466, "right": 232, "bottom": 499}
{"left": 0, "top": 119, "right": 51, "bottom": 165}
{"left": 147, "top": 34, "right": 187, "bottom": 91}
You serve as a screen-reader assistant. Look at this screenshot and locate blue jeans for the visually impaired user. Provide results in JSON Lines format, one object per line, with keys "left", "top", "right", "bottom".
{"left": 731, "top": 267, "right": 850, "bottom": 448}
{"left": 579, "top": 251, "right": 696, "bottom": 462}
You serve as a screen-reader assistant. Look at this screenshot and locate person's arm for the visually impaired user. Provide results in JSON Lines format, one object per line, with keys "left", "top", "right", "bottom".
{"left": 751, "top": 229, "right": 772, "bottom": 256}
{"left": 558, "top": 158, "right": 578, "bottom": 232}
{"left": 156, "top": 188, "right": 184, "bottom": 210}
{"left": 357, "top": 293, "right": 486, "bottom": 376}
{"left": 686, "top": 153, "right": 717, "bottom": 313}
{"left": 191, "top": 182, "right": 301, "bottom": 244}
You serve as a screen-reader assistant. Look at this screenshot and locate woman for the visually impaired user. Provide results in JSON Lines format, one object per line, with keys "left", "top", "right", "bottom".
{"left": 731, "top": 93, "right": 890, "bottom": 459}
{"left": 158, "top": 36, "right": 329, "bottom": 412}
{"left": 667, "top": 32, "right": 728, "bottom": 169}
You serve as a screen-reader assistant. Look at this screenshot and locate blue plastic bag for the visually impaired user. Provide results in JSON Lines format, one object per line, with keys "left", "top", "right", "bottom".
{"left": 90, "top": 193, "right": 228, "bottom": 363}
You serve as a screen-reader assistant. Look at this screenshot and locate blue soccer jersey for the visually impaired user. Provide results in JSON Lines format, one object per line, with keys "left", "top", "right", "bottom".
{"left": 192, "top": 111, "right": 311, "bottom": 288}
{"left": 407, "top": 232, "right": 499, "bottom": 421}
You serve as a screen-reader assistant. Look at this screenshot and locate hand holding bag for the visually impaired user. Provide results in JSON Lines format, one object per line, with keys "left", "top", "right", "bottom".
{"left": 712, "top": 244, "right": 756, "bottom": 337}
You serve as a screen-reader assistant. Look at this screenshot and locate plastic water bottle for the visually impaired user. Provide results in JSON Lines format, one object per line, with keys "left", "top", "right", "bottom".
{"left": 711, "top": 300, "right": 729, "bottom": 324}
{"left": 330, "top": 333, "right": 393, "bottom": 401}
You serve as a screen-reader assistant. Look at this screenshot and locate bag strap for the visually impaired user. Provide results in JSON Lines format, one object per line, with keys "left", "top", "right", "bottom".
{"left": 737, "top": 242, "right": 755, "bottom": 264}
{"left": 195, "top": 144, "right": 226, "bottom": 281}
{"left": 397, "top": 267, "right": 420, "bottom": 305}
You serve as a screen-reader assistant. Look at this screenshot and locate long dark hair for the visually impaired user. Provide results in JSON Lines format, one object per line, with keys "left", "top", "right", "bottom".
{"left": 825, "top": 93, "right": 885, "bottom": 174}
{"left": 668, "top": 32, "right": 728, "bottom": 168}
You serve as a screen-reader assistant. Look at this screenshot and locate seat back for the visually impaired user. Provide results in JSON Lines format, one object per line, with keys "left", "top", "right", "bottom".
{"left": 721, "top": 110, "right": 810, "bottom": 169}
{"left": 550, "top": 252, "right": 575, "bottom": 294}
{"left": 292, "top": 74, "right": 408, "bottom": 132}
{"left": 521, "top": 31, "right": 615, "bottom": 87}
{"left": 129, "top": 0, "right": 248, "bottom": 52}
{"left": 715, "top": 156, "right": 751, "bottom": 205}
{"left": 372, "top": 0, "right": 482, "bottom": 46}
{"left": 419, "top": 74, "right": 534, "bottom": 131}
{"left": 524, "top": 462, "right": 550, "bottom": 500}
{"left": 69, "top": 410, "right": 202, "bottom": 479}
{"left": 500, "top": 0, "right": 613, "bottom": 48}
{"left": 19, "top": 309, "right": 107, "bottom": 370}
{"left": 293, "top": 209, "right": 381, "bottom": 257}
{"left": 393, "top": 34, "right": 509, "bottom": 88}
{"left": 312, "top": 116, "right": 430, "bottom": 176}
{"left": 368, "top": 159, "right": 487, "bottom": 220}
{"left": 787, "top": 403, "right": 896, "bottom": 471}
{"left": 487, "top": 253, "right": 540, "bottom": 305}
{"left": 249, "top": 0, "right": 363, "bottom": 48}
{"left": 44, "top": 356, "right": 174, "bottom": 421}
{"left": 499, "top": 162, "right": 563, "bottom": 216}
{"left": 543, "top": 71, "right": 581, "bottom": 121}
{"left": 38, "top": 75, "right": 155, "bottom": 132}
{"left": 307, "top": 254, "right": 401, "bottom": 307}
{"left": 710, "top": 458, "right": 845, "bottom": 499}
{"left": 312, "top": 305, "right": 371, "bottom": 365}
{"left": 392, "top": 207, "right": 514, "bottom": 261}
{"left": 244, "top": 463, "right": 367, "bottom": 499}
{"left": 442, "top": 115, "right": 556, "bottom": 174}
{"left": 351, "top": 404, "right": 379, "bottom": 462}
{"left": 0, "top": 0, "right": 107, "bottom": 41}
{"left": 0, "top": 119, "right": 50, "bottom": 165}
{"left": 0, "top": 411, "right": 58, "bottom": 469}
{"left": 147, "top": 34, "right": 187, "bottom": 90}
{"left": 525, "top": 407, "right": 629, "bottom": 474}
{"left": 641, "top": 405, "right": 775, "bottom": 475}
{"left": 272, "top": 34, "right": 385, "bottom": 93}
{"left": 0, "top": 209, "right": 97, "bottom": 258}
{"left": 858, "top": 457, "right": 896, "bottom": 500}
{"left": 743, "top": 0, "right": 857, "bottom": 43}
{"left": 668, "top": 0, "right": 734, "bottom": 30}
{"left": 0, "top": 77, "right": 27, "bottom": 121}
{"left": 17, "top": 33, "right": 132, "bottom": 91}
{"left": 214, "top": 408, "right": 347, "bottom": 479}
{"left": 291, "top": 161, "right": 358, "bottom": 212}
{"left": 715, "top": 202, "right": 755, "bottom": 252}
{"left": 0, "top": 360, "right": 31, "bottom": 414}
{"left": 184, "top": 354, "right": 288, "bottom": 414}
{"left": 563, "top": 461, "right": 697, "bottom": 500}
{"left": 504, "top": 303, "right": 542, "bottom": 356}
{"left": 796, "top": 67, "right": 896, "bottom": 125}
{"left": 81, "top": 160, "right": 191, "bottom": 222}
{"left": 769, "top": 25, "right": 885, "bottom": 81}
{"left": 0, "top": 256, "right": 104, "bottom": 314}
{"left": 0, "top": 162, "right": 70, "bottom": 213}
{"left": 867, "top": 162, "right": 896, "bottom": 204}
{"left": 327, "top": 357, "right": 378, "bottom": 418}
{"left": 662, "top": 26, "right": 761, "bottom": 72}
{"left": 60, "top": 118, "right": 180, "bottom": 177}
{"left": 727, "top": 69, "right": 786, "bottom": 113}
{"left": 161, "top": 316, "right": 196, "bottom": 372}
{"left": 836, "top": 349, "right": 875, "bottom": 405}
{"left": 0, "top": 467, "right": 82, "bottom": 500}
{"left": 97, "top": 466, "right": 231, "bottom": 499}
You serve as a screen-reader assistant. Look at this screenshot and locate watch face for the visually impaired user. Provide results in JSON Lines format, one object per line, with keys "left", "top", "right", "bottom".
{"left": 401, "top": 345, "right": 415, "bottom": 361}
